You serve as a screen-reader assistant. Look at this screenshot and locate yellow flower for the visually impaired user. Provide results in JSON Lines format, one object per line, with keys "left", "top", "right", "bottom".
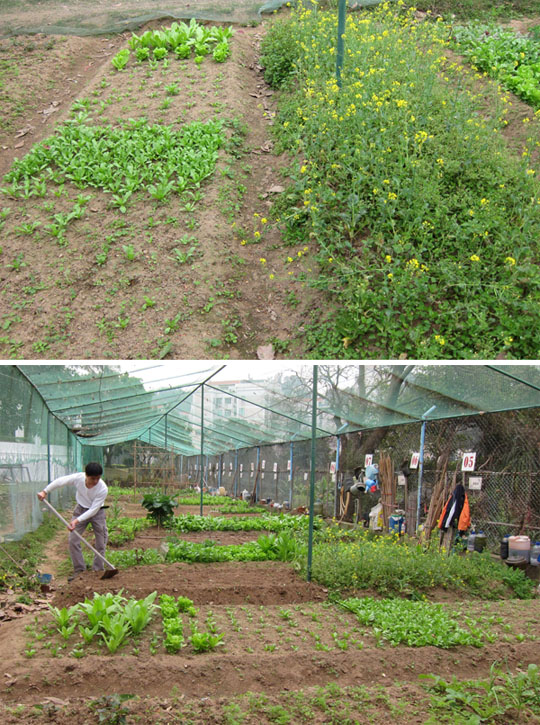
{"left": 254, "top": 231, "right": 261, "bottom": 238}
{"left": 480, "top": 198, "right": 489, "bottom": 205}
{"left": 259, "top": 258, "right": 266, "bottom": 265}
{"left": 240, "top": 240, "right": 247, "bottom": 246}
{"left": 434, "top": 334, "right": 445, "bottom": 346}
{"left": 269, "top": 274, "right": 275, "bottom": 280}
{"left": 387, "top": 273, "right": 393, "bottom": 280}
{"left": 504, "top": 256, "right": 516, "bottom": 266}
{"left": 261, "top": 218, "right": 268, "bottom": 224}
{"left": 300, "top": 165, "right": 307, "bottom": 174}
{"left": 385, "top": 255, "right": 392, "bottom": 263}
{"left": 470, "top": 254, "right": 480, "bottom": 262}
{"left": 328, "top": 257, "right": 333, "bottom": 263}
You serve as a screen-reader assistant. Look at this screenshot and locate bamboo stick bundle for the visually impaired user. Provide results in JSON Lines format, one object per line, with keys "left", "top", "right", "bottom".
{"left": 424, "top": 466, "right": 456, "bottom": 546}
{"left": 378, "top": 453, "right": 395, "bottom": 531}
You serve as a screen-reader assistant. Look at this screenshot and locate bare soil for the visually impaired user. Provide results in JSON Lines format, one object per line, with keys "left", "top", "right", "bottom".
{"left": 0, "top": 23, "right": 318, "bottom": 359}
{"left": 1, "top": 513, "right": 540, "bottom": 723}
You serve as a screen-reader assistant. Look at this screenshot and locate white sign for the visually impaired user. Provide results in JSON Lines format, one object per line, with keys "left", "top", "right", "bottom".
{"left": 468, "top": 476, "right": 482, "bottom": 490}
{"left": 287, "top": 460, "right": 291, "bottom": 471}
{"left": 262, "top": 473, "right": 265, "bottom": 479}
{"left": 304, "top": 472, "right": 308, "bottom": 480}
{"left": 240, "top": 464, "right": 243, "bottom": 472}
{"left": 397, "top": 474, "right": 406, "bottom": 487}
{"left": 273, "top": 462, "right": 278, "bottom": 473}
{"left": 330, "top": 462, "right": 336, "bottom": 474}
{"left": 410, "top": 452, "right": 420, "bottom": 469}
{"left": 364, "top": 454, "right": 373, "bottom": 467}
{"left": 262, "top": 460, "right": 265, "bottom": 470}
{"left": 250, "top": 462, "right": 254, "bottom": 472}
{"left": 462, "top": 452, "right": 476, "bottom": 472}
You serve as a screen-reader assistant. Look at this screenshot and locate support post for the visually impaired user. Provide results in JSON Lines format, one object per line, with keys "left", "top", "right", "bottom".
{"left": 289, "top": 441, "right": 294, "bottom": 509}
{"left": 334, "top": 435, "right": 341, "bottom": 518}
{"left": 335, "top": 0, "right": 347, "bottom": 88}
{"left": 47, "top": 412, "right": 51, "bottom": 484}
{"left": 416, "top": 405, "right": 436, "bottom": 533}
{"left": 256, "top": 446, "right": 261, "bottom": 501}
{"left": 307, "top": 365, "right": 318, "bottom": 581}
{"left": 200, "top": 384, "right": 204, "bottom": 516}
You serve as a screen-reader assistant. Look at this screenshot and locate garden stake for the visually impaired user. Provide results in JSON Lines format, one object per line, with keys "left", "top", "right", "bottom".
{"left": 41, "top": 498, "right": 118, "bottom": 579}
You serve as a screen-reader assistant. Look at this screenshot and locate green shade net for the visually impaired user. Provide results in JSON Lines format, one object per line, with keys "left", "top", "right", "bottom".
{"left": 6, "top": 363, "right": 540, "bottom": 458}
{"left": 0, "top": 0, "right": 286, "bottom": 38}
{"left": 1, "top": 363, "right": 539, "bottom": 540}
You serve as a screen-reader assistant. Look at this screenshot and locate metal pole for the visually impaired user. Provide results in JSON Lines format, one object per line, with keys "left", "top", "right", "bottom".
{"left": 164, "top": 414, "right": 168, "bottom": 449}
{"left": 47, "top": 411, "right": 51, "bottom": 484}
{"left": 335, "top": 0, "right": 347, "bottom": 89}
{"left": 200, "top": 384, "right": 204, "bottom": 516}
{"left": 218, "top": 454, "right": 222, "bottom": 491}
{"left": 289, "top": 440, "right": 294, "bottom": 509}
{"left": 256, "top": 446, "right": 261, "bottom": 502}
{"left": 334, "top": 435, "right": 341, "bottom": 518}
{"left": 307, "top": 365, "right": 318, "bottom": 581}
{"left": 416, "top": 405, "right": 436, "bottom": 533}
{"left": 234, "top": 449, "right": 239, "bottom": 497}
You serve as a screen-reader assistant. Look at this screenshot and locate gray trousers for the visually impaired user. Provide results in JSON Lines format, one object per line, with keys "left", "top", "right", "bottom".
{"left": 68, "top": 504, "right": 108, "bottom": 573}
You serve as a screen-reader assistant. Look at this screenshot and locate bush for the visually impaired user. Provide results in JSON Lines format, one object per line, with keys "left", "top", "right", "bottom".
{"left": 141, "top": 492, "right": 178, "bottom": 526}
{"left": 304, "top": 528, "right": 535, "bottom": 599}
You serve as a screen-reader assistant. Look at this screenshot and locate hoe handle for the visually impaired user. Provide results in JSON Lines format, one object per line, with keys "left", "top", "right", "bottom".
{"left": 40, "top": 497, "right": 116, "bottom": 570}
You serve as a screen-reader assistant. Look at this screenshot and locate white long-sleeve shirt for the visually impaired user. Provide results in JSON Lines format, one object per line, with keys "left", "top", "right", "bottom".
{"left": 44, "top": 473, "right": 108, "bottom": 523}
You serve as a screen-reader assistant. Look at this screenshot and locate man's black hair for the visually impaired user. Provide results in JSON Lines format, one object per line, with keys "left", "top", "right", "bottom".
{"left": 85, "top": 462, "right": 103, "bottom": 477}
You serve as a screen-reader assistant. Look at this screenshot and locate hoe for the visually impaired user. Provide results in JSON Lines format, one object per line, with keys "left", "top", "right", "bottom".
{"left": 41, "top": 498, "right": 119, "bottom": 579}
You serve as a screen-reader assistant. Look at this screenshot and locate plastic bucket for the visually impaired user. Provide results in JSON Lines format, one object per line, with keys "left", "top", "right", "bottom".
{"left": 530, "top": 542, "right": 540, "bottom": 566}
{"left": 474, "top": 531, "right": 486, "bottom": 553}
{"left": 508, "top": 535, "right": 530, "bottom": 561}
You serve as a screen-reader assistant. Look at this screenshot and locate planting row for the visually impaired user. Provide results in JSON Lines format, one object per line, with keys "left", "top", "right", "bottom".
{"left": 113, "top": 21, "right": 234, "bottom": 68}
{"left": 24, "top": 596, "right": 539, "bottom": 662}
{"left": 261, "top": 2, "right": 540, "bottom": 358}
{"left": 452, "top": 22, "right": 540, "bottom": 107}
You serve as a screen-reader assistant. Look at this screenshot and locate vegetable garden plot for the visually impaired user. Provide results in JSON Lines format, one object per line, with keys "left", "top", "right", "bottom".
{"left": 0, "top": 24, "right": 316, "bottom": 360}
{"left": 1, "top": 501, "right": 540, "bottom": 723}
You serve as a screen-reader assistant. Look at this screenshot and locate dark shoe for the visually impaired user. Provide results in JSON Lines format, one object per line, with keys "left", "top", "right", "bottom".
{"left": 68, "top": 571, "right": 83, "bottom": 582}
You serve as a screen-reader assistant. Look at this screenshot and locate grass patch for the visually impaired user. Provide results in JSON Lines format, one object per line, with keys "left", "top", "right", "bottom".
{"left": 262, "top": 2, "right": 540, "bottom": 359}
{"left": 0, "top": 515, "right": 62, "bottom": 591}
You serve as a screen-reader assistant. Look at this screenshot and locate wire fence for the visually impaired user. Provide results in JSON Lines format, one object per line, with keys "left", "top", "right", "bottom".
{"left": 168, "top": 408, "right": 539, "bottom": 549}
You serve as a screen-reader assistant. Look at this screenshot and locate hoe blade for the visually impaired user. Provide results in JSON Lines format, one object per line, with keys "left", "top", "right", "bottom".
{"left": 101, "top": 568, "right": 119, "bottom": 579}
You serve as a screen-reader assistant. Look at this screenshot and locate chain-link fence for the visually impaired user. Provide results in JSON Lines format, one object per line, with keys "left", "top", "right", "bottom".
{"left": 175, "top": 408, "right": 539, "bottom": 549}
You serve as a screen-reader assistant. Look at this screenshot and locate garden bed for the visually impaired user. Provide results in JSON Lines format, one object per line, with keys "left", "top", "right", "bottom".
{"left": 1, "top": 498, "right": 539, "bottom": 723}
{"left": 0, "top": 23, "right": 316, "bottom": 359}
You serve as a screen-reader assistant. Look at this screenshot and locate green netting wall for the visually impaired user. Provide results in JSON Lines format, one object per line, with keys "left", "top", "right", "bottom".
{"left": 0, "top": 367, "right": 83, "bottom": 541}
